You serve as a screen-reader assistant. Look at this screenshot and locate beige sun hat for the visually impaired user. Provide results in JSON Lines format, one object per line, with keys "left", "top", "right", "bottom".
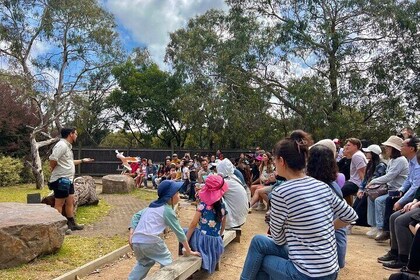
{"left": 382, "top": 135, "right": 403, "bottom": 151}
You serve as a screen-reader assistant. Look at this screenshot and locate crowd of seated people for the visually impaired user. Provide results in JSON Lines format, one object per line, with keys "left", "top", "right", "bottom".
{"left": 124, "top": 126, "right": 419, "bottom": 279}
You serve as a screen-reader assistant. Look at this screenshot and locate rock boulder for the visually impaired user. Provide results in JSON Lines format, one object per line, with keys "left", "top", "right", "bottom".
{"left": 0, "top": 202, "right": 67, "bottom": 269}
{"left": 102, "top": 174, "right": 135, "bottom": 194}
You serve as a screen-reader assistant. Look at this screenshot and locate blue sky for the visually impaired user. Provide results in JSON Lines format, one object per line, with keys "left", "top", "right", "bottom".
{"left": 102, "top": 0, "right": 228, "bottom": 68}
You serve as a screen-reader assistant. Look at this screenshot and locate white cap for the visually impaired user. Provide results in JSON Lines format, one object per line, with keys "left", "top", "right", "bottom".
{"left": 362, "top": 144, "right": 382, "bottom": 155}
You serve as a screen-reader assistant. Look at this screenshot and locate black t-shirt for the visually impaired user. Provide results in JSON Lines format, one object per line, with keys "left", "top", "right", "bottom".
{"left": 251, "top": 164, "right": 260, "bottom": 182}
{"left": 337, "top": 157, "right": 351, "bottom": 180}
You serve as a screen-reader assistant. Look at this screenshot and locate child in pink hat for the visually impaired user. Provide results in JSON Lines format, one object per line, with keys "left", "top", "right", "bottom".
{"left": 185, "top": 174, "right": 229, "bottom": 273}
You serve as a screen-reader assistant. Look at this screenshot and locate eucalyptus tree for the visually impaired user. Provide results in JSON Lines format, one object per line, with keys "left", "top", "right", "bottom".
{"left": 70, "top": 68, "right": 116, "bottom": 147}
{"left": 167, "top": 1, "right": 417, "bottom": 142}
{"left": 108, "top": 50, "right": 189, "bottom": 148}
{"left": 0, "top": 0, "right": 122, "bottom": 188}
{"left": 166, "top": 10, "right": 282, "bottom": 148}
{"left": 226, "top": 0, "right": 419, "bottom": 139}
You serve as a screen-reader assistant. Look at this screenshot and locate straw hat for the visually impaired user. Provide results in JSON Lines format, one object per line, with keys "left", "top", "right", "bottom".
{"left": 382, "top": 136, "right": 403, "bottom": 151}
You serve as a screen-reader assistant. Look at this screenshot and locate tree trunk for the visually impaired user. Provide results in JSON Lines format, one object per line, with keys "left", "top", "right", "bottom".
{"left": 30, "top": 133, "right": 44, "bottom": 189}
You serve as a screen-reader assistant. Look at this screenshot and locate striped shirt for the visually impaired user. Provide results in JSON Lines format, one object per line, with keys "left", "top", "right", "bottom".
{"left": 270, "top": 176, "right": 358, "bottom": 277}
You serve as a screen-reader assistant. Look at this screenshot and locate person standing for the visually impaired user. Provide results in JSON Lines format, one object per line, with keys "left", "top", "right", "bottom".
{"left": 48, "top": 127, "right": 94, "bottom": 231}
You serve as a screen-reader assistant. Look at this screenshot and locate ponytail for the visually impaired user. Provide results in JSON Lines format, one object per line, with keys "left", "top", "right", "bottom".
{"left": 274, "top": 130, "right": 313, "bottom": 171}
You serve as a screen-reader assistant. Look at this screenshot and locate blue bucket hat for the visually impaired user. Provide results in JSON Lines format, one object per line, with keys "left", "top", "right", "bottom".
{"left": 149, "top": 180, "right": 183, "bottom": 208}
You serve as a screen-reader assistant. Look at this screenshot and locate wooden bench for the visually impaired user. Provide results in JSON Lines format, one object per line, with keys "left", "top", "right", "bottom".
{"left": 144, "top": 230, "right": 239, "bottom": 280}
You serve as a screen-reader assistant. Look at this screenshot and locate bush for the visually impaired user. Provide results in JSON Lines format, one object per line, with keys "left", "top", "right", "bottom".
{"left": 20, "top": 160, "right": 51, "bottom": 184}
{"left": 0, "top": 156, "right": 24, "bottom": 187}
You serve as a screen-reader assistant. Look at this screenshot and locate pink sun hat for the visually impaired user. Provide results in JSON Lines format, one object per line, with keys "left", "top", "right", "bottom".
{"left": 199, "top": 174, "right": 229, "bottom": 205}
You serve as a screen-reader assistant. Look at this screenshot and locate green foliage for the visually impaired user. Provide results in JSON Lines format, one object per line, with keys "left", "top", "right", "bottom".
{"left": 164, "top": 0, "right": 419, "bottom": 145}
{"left": 20, "top": 160, "right": 52, "bottom": 184}
{"left": 69, "top": 69, "right": 114, "bottom": 147}
{"left": 0, "top": 157, "right": 24, "bottom": 187}
{"left": 108, "top": 54, "right": 187, "bottom": 147}
{"left": 99, "top": 130, "right": 145, "bottom": 148}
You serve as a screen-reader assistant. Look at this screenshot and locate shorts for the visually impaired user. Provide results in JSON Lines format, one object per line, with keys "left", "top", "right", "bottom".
{"left": 48, "top": 178, "right": 74, "bottom": 199}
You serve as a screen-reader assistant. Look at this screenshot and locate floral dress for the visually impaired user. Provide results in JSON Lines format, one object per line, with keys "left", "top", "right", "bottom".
{"left": 187, "top": 201, "right": 228, "bottom": 273}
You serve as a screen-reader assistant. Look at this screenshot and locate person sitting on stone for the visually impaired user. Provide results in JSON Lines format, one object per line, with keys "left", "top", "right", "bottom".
{"left": 364, "top": 136, "right": 408, "bottom": 241}
{"left": 341, "top": 138, "right": 367, "bottom": 204}
{"left": 379, "top": 137, "right": 420, "bottom": 270}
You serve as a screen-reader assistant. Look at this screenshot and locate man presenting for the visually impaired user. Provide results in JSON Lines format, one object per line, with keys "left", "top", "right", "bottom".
{"left": 49, "top": 127, "right": 94, "bottom": 231}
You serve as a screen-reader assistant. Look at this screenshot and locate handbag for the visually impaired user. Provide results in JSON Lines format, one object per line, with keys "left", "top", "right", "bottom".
{"left": 365, "top": 184, "right": 388, "bottom": 200}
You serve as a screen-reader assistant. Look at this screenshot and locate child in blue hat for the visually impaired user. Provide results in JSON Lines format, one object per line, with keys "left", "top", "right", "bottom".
{"left": 128, "top": 180, "right": 200, "bottom": 280}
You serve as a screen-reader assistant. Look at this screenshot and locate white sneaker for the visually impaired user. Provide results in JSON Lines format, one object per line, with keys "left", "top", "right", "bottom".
{"left": 375, "top": 229, "right": 384, "bottom": 239}
{"left": 366, "top": 227, "right": 378, "bottom": 238}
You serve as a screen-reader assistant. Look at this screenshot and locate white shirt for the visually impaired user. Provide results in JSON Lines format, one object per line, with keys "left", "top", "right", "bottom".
{"left": 349, "top": 150, "right": 367, "bottom": 186}
{"left": 49, "top": 139, "right": 75, "bottom": 182}
{"left": 223, "top": 175, "right": 249, "bottom": 229}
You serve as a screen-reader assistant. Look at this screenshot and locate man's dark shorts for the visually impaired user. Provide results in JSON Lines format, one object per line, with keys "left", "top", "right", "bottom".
{"left": 48, "top": 178, "right": 74, "bottom": 199}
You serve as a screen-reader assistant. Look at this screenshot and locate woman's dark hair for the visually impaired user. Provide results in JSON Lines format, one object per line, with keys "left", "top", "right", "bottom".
{"left": 273, "top": 130, "right": 313, "bottom": 171}
{"left": 307, "top": 145, "right": 338, "bottom": 183}
{"left": 365, "top": 152, "right": 381, "bottom": 180}
{"left": 60, "top": 127, "right": 76, "bottom": 138}
{"left": 212, "top": 200, "right": 224, "bottom": 223}
{"left": 389, "top": 147, "right": 402, "bottom": 159}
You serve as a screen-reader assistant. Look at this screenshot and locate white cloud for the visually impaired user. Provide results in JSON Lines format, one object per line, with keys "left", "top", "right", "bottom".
{"left": 104, "top": 0, "right": 227, "bottom": 68}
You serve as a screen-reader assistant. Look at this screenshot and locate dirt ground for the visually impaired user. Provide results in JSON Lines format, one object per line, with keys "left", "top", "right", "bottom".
{"left": 83, "top": 200, "right": 393, "bottom": 280}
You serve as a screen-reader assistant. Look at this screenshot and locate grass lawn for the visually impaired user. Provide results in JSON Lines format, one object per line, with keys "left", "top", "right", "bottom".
{"left": 130, "top": 187, "right": 158, "bottom": 201}
{"left": 0, "top": 235, "right": 126, "bottom": 280}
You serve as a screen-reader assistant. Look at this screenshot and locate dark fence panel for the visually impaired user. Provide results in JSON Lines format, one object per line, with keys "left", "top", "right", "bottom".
{"left": 75, "top": 147, "right": 254, "bottom": 176}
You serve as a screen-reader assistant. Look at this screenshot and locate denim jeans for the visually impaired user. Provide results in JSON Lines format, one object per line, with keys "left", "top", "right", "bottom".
{"left": 128, "top": 241, "right": 172, "bottom": 280}
{"left": 367, "top": 196, "right": 375, "bottom": 227}
{"left": 240, "top": 235, "right": 338, "bottom": 280}
{"left": 367, "top": 194, "right": 388, "bottom": 229}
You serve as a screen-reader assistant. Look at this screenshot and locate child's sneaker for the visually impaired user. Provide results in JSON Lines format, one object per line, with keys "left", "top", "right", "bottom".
{"left": 257, "top": 203, "right": 266, "bottom": 211}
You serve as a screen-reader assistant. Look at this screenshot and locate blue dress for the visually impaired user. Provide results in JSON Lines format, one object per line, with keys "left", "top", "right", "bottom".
{"left": 187, "top": 201, "right": 227, "bottom": 273}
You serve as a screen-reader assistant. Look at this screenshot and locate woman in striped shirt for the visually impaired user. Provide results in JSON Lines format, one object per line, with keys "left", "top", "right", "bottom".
{"left": 240, "top": 130, "right": 358, "bottom": 280}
